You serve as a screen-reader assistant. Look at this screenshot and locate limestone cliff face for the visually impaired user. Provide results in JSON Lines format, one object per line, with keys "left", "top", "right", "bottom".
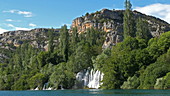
{"left": 71, "top": 9, "right": 123, "bottom": 33}
{"left": 70, "top": 9, "right": 170, "bottom": 49}
{"left": 0, "top": 28, "right": 59, "bottom": 48}
{"left": 0, "top": 28, "right": 60, "bottom": 63}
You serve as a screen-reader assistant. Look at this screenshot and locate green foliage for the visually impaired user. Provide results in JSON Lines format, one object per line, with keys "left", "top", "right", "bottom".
{"left": 12, "top": 75, "right": 30, "bottom": 90}
{"left": 71, "top": 27, "right": 79, "bottom": 44}
{"left": 163, "top": 72, "right": 170, "bottom": 89}
{"left": 101, "top": 56, "right": 121, "bottom": 89}
{"left": 118, "top": 37, "right": 139, "bottom": 51}
{"left": 121, "top": 75, "right": 140, "bottom": 89}
{"left": 48, "top": 29, "right": 55, "bottom": 53}
{"left": 152, "top": 72, "right": 170, "bottom": 89}
{"left": 101, "top": 36, "right": 153, "bottom": 89}
{"left": 139, "top": 48, "right": 170, "bottom": 89}
{"left": 29, "top": 73, "right": 47, "bottom": 90}
{"left": 154, "top": 77, "right": 164, "bottom": 89}
{"left": 136, "top": 17, "right": 151, "bottom": 40}
{"left": 49, "top": 63, "right": 75, "bottom": 89}
{"left": 37, "top": 51, "right": 49, "bottom": 67}
{"left": 85, "top": 12, "right": 89, "bottom": 16}
{"left": 86, "top": 27, "right": 105, "bottom": 46}
{"left": 124, "top": 0, "right": 132, "bottom": 10}
{"left": 60, "top": 25, "right": 69, "bottom": 62}
{"left": 69, "top": 41, "right": 93, "bottom": 73}
{"left": 93, "top": 49, "right": 111, "bottom": 71}
{"left": 123, "top": 9, "right": 136, "bottom": 38}
{"left": 147, "top": 31, "right": 170, "bottom": 60}
{"left": 67, "top": 27, "right": 105, "bottom": 73}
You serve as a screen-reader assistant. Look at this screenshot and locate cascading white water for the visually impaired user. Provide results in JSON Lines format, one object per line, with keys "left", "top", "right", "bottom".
{"left": 32, "top": 83, "right": 53, "bottom": 90}
{"left": 75, "top": 68, "right": 104, "bottom": 89}
{"left": 43, "top": 83, "right": 53, "bottom": 90}
{"left": 33, "top": 82, "right": 64, "bottom": 90}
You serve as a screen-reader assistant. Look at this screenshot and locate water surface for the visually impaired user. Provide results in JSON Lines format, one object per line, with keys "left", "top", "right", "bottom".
{"left": 0, "top": 89, "right": 170, "bottom": 96}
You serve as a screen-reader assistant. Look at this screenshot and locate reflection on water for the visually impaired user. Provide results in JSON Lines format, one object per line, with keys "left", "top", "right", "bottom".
{"left": 61, "top": 89, "right": 170, "bottom": 96}
{"left": 0, "top": 89, "right": 170, "bottom": 96}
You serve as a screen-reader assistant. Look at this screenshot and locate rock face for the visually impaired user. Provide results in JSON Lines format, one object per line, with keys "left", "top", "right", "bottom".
{"left": 0, "top": 28, "right": 59, "bottom": 48}
{"left": 70, "top": 9, "right": 170, "bottom": 49}
{"left": 0, "top": 28, "right": 60, "bottom": 63}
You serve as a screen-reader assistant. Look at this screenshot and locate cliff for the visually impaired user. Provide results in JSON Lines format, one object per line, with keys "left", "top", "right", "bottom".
{"left": 0, "top": 28, "right": 60, "bottom": 63}
{"left": 70, "top": 9, "right": 170, "bottom": 49}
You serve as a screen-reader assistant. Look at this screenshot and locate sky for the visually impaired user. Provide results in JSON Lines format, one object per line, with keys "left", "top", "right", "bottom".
{"left": 0, "top": 0, "right": 170, "bottom": 34}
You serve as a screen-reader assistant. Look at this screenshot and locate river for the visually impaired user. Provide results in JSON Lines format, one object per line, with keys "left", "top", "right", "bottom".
{"left": 0, "top": 89, "right": 170, "bottom": 96}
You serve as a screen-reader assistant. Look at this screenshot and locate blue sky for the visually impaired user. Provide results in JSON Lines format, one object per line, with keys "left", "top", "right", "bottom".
{"left": 0, "top": 0, "right": 170, "bottom": 33}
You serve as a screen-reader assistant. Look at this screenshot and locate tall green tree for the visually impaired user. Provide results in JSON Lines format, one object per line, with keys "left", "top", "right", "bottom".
{"left": 125, "top": 0, "right": 132, "bottom": 10}
{"left": 72, "top": 27, "right": 79, "bottom": 44}
{"left": 60, "top": 25, "right": 69, "bottom": 61}
{"left": 86, "top": 28, "right": 96, "bottom": 46}
{"left": 48, "top": 29, "right": 54, "bottom": 53}
{"left": 123, "top": 0, "right": 136, "bottom": 38}
{"left": 136, "top": 17, "right": 151, "bottom": 40}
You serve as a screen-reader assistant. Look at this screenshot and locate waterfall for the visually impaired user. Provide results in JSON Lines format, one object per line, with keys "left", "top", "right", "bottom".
{"left": 75, "top": 68, "right": 104, "bottom": 89}
{"left": 34, "top": 87, "right": 39, "bottom": 90}
{"left": 33, "top": 83, "right": 63, "bottom": 90}
{"left": 42, "top": 82, "right": 53, "bottom": 90}
{"left": 32, "top": 83, "right": 52, "bottom": 90}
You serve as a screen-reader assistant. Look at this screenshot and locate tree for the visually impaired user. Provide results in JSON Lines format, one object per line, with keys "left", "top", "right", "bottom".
{"left": 86, "top": 28, "right": 96, "bottom": 46}
{"left": 139, "top": 49, "right": 170, "bottom": 89}
{"left": 136, "top": 17, "right": 151, "bottom": 40}
{"left": 72, "top": 27, "right": 79, "bottom": 44}
{"left": 60, "top": 25, "right": 69, "bottom": 61}
{"left": 71, "top": 27, "right": 79, "bottom": 51}
{"left": 73, "top": 42, "right": 93, "bottom": 72}
{"left": 49, "top": 63, "right": 75, "bottom": 89}
{"left": 37, "top": 51, "right": 49, "bottom": 67}
{"left": 121, "top": 75, "right": 139, "bottom": 89}
{"left": 29, "top": 73, "right": 47, "bottom": 90}
{"left": 124, "top": 0, "right": 132, "bottom": 10}
{"left": 48, "top": 28, "right": 54, "bottom": 53}
{"left": 123, "top": 0, "right": 136, "bottom": 38}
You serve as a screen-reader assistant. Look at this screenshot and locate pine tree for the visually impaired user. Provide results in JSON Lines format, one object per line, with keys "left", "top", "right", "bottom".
{"left": 72, "top": 27, "right": 78, "bottom": 44}
{"left": 86, "top": 27, "right": 99, "bottom": 46}
{"left": 136, "top": 17, "right": 151, "bottom": 40}
{"left": 125, "top": 0, "right": 132, "bottom": 10}
{"left": 48, "top": 28, "right": 54, "bottom": 53}
{"left": 60, "top": 25, "right": 69, "bottom": 61}
{"left": 123, "top": 0, "right": 136, "bottom": 39}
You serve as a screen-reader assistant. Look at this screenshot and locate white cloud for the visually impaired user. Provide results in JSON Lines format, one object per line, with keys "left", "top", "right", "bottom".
{"left": 60, "top": 23, "right": 71, "bottom": 29}
{"left": 66, "top": 24, "right": 71, "bottom": 27}
{"left": 3, "top": 10, "right": 16, "bottom": 13}
{"left": 3, "top": 10, "right": 33, "bottom": 17}
{"left": 135, "top": 3, "right": 170, "bottom": 23}
{"left": 5, "top": 19, "right": 21, "bottom": 22}
{"left": 0, "top": 28, "right": 8, "bottom": 34}
{"left": 29, "top": 23, "right": 37, "bottom": 27}
{"left": 5, "top": 23, "right": 31, "bottom": 31}
{"left": 6, "top": 24, "right": 15, "bottom": 28}
{"left": 15, "top": 27, "right": 31, "bottom": 31}
{"left": 5, "top": 19, "right": 13, "bottom": 22}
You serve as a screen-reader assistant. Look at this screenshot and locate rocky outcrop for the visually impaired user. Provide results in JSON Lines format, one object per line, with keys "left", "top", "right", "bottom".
{"left": 70, "top": 9, "right": 170, "bottom": 49}
{"left": 0, "top": 28, "right": 60, "bottom": 62}
{"left": 0, "top": 28, "right": 60, "bottom": 48}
